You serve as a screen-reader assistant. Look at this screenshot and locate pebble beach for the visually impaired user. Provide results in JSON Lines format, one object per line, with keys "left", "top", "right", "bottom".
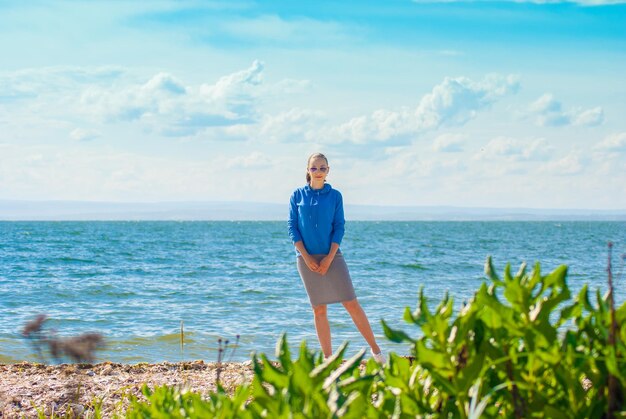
{"left": 0, "top": 361, "right": 254, "bottom": 418}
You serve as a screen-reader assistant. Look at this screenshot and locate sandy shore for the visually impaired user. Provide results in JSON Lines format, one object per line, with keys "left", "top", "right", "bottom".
{"left": 0, "top": 361, "right": 254, "bottom": 418}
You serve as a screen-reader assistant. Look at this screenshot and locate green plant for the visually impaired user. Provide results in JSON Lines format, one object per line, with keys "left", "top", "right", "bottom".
{"left": 383, "top": 256, "right": 626, "bottom": 417}
{"left": 122, "top": 383, "right": 250, "bottom": 419}
{"left": 248, "top": 334, "right": 377, "bottom": 418}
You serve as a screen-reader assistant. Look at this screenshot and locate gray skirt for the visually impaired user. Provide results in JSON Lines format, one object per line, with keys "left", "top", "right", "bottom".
{"left": 297, "top": 253, "right": 357, "bottom": 306}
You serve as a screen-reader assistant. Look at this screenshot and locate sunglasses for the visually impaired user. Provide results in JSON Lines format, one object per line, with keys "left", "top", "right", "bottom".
{"left": 308, "top": 166, "right": 328, "bottom": 173}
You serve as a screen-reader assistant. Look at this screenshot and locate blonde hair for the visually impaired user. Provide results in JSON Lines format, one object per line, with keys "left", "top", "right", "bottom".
{"left": 306, "top": 153, "right": 328, "bottom": 184}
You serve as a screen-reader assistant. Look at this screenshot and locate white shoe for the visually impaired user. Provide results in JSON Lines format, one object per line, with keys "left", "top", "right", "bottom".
{"left": 371, "top": 349, "right": 386, "bottom": 364}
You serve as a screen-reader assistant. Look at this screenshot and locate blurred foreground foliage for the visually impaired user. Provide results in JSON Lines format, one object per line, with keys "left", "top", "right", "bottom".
{"left": 121, "top": 257, "right": 626, "bottom": 418}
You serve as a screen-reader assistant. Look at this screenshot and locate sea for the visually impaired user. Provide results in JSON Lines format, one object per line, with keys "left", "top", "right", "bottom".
{"left": 0, "top": 221, "right": 624, "bottom": 364}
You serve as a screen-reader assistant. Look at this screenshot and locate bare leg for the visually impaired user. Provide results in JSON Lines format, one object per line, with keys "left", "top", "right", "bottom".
{"left": 342, "top": 299, "right": 381, "bottom": 354}
{"left": 312, "top": 304, "right": 332, "bottom": 357}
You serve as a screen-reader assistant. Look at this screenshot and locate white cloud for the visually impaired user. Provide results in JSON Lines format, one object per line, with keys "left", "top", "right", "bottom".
{"left": 0, "top": 67, "right": 523, "bottom": 149}
{"left": 438, "top": 50, "right": 464, "bottom": 56}
{"left": 330, "top": 74, "right": 519, "bottom": 144}
{"left": 0, "top": 84, "right": 37, "bottom": 102}
{"left": 572, "top": 107, "right": 604, "bottom": 126}
{"left": 476, "top": 137, "right": 554, "bottom": 161}
{"left": 523, "top": 138, "right": 554, "bottom": 161}
{"left": 0, "top": 144, "right": 294, "bottom": 202}
{"left": 345, "top": 149, "right": 454, "bottom": 182}
{"left": 0, "top": 62, "right": 314, "bottom": 140}
{"left": 414, "top": 73, "right": 520, "bottom": 127}
{"left": 70, "top": 128, "right": 101, "bottom": 142}
{"left": 0, "top": 66, "right": 124, "bottom": 99}
{"left": 194, "top": 71, "right": 519, "bottom": 145}
{"left": 218, "top": 15, "right": 358, "bottom": 45}
{"left": 540, "top": 152, "right": 585, "bottom": 176}
{"left": 333, "top": 108, "right": 412, "bottom": 144}
{"left": 480, "top": 137, "right": 524, "bottom": 157}
{"left": 144, "top": 72, "right": 186, "bottom": 95}
{"left": 432, "top": 133, "right": 465, "bottom": 152}
{"left": 595, "top": 132, "right": 626, "bottom": 152}
{"left": 257, "top": 108, "right": 326, "bottom": 143}
{"left": 71, "top": 62, "right": 311, "bottom": 142}
{"left": 80, "top": 63, "right": 265, "bottom": 128}
{"left": 226, "top": 152, "right": 269, "bottom": 169}
{"left": 575, "top": 0, "right": 626, "bottom": 4}
{"left": 529, "top": 94, "right": 604, "bottom": 127}
{"left": 529, "top": 93, "right": 561, "bottom": 113}
{"left": 411, "top": 0, "right": 626, "bottom": 5}
{"left": 474, "top": 137, "right": 554, "bottom": 173}
{"left": 201, "top": 60, "right": 263, "bottom": 103}
{"left": 272, "top": 79, "right": 311, "bottom": 94}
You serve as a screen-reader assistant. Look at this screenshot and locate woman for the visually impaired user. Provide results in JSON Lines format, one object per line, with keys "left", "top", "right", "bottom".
{"left": 288, "top": 153, "right": 386, "bottom": 363}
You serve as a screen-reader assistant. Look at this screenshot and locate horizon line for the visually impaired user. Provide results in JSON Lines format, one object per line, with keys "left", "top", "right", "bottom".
{"left": 0, "top": 199, "right": 624, "bottom": 213}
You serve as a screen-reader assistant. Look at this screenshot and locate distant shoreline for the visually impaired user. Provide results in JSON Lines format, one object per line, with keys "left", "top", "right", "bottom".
{"left": 1, "top": 200, "right": 625, "bottom": 221}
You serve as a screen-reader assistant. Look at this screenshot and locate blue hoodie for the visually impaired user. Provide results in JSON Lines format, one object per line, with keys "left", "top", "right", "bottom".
{"left": 288, "top": 183, "right": 345, "bottom": 255}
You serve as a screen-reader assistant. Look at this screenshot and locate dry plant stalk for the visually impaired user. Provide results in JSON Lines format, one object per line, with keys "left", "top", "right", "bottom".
{"left": 21, "top": 314, "right": 105, "bottom": 364}
{"left": 606, "top": 242, "right": 620, "bottom": 418}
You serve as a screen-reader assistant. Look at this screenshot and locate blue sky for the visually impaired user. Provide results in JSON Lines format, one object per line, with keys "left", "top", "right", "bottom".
{"left": 0, "top": 0, "right": 625, "bottom": 209}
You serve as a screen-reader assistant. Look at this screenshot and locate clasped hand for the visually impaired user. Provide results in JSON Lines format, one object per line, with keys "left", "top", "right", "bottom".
{"left": 305, "top": 254, "right": 333, "bottom": 275}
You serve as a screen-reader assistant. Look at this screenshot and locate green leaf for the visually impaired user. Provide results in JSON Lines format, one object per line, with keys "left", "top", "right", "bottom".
{"left": 297, "top": 340, "right": 314, "bottom": 371}
{"left": 415, "top": 340, "right": 450, "bottom": 371}
{"left": 334, "top": 391, "right": 365, "bottom": 417}
{"left": 437, "top": 292, "right": 454, "bottom": 320}
{"left": 415, "top": 286, "right": 433, "bottom": 325}
{"left": 259, "top": 353, "right": 289, "bottom": 389}
{"left": 473, "top": 319, "right": 485, "bottom": 351}
{"left": 403, "top": 306, "right": 417, "bottom": 324}
{"left": 504, "top": 263, "right": 513, "bottom": 283}
{"left": 230, "top": 384, "right": 251, "bottom": 412}
{"left": 382, "top": 319, "right": 415, "bottom": 343}
{"left": 275, "top": 333, "right": 292, "bottom": 373}
{"left": 310, "top": 341, "right": 348, "bottom": 380}
{"left": 543, "top": 405, "right": 571, "bottom": 419}
{"left": 479, "top": 306, "right": 503, "bottom": 329}
{"left": 322, "top": 349, "right": 366, "bottom": 390}
{"left": 292, "top": 362, "right": 313, "bottom": 395}
{"left": 338, "top": 374, "right": 376, "bottom": 396}
{"left": 426, "top": 368, "right": 457, "bottom": 395}
{"left": 529, "top": 262, "right": 543, "bottom": 295}
{"left": 141, "top": 384, "right": 153, "bottom": 397}
{"left": 605, "top": 347, "right": 626, "bottom": 384}
{"left": 515, "top": 262, "right": 527, "bottom": 282}
{"left": 577, "top": 284, "right": 593, "bottom": 311}
{"left": 484, "top": 256, "right": 501, "bottom": 283}
{"left": 458, "top": 351, "right": 486, "bottom": 391}
{"left": 543, "top": 265, "right": 568, "bottom": 290}
{"left": 559, "top": 300, "right": 582, "bottom": 325}
{"left": 535, "top": 319, "right": 558, "bottom": 346}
